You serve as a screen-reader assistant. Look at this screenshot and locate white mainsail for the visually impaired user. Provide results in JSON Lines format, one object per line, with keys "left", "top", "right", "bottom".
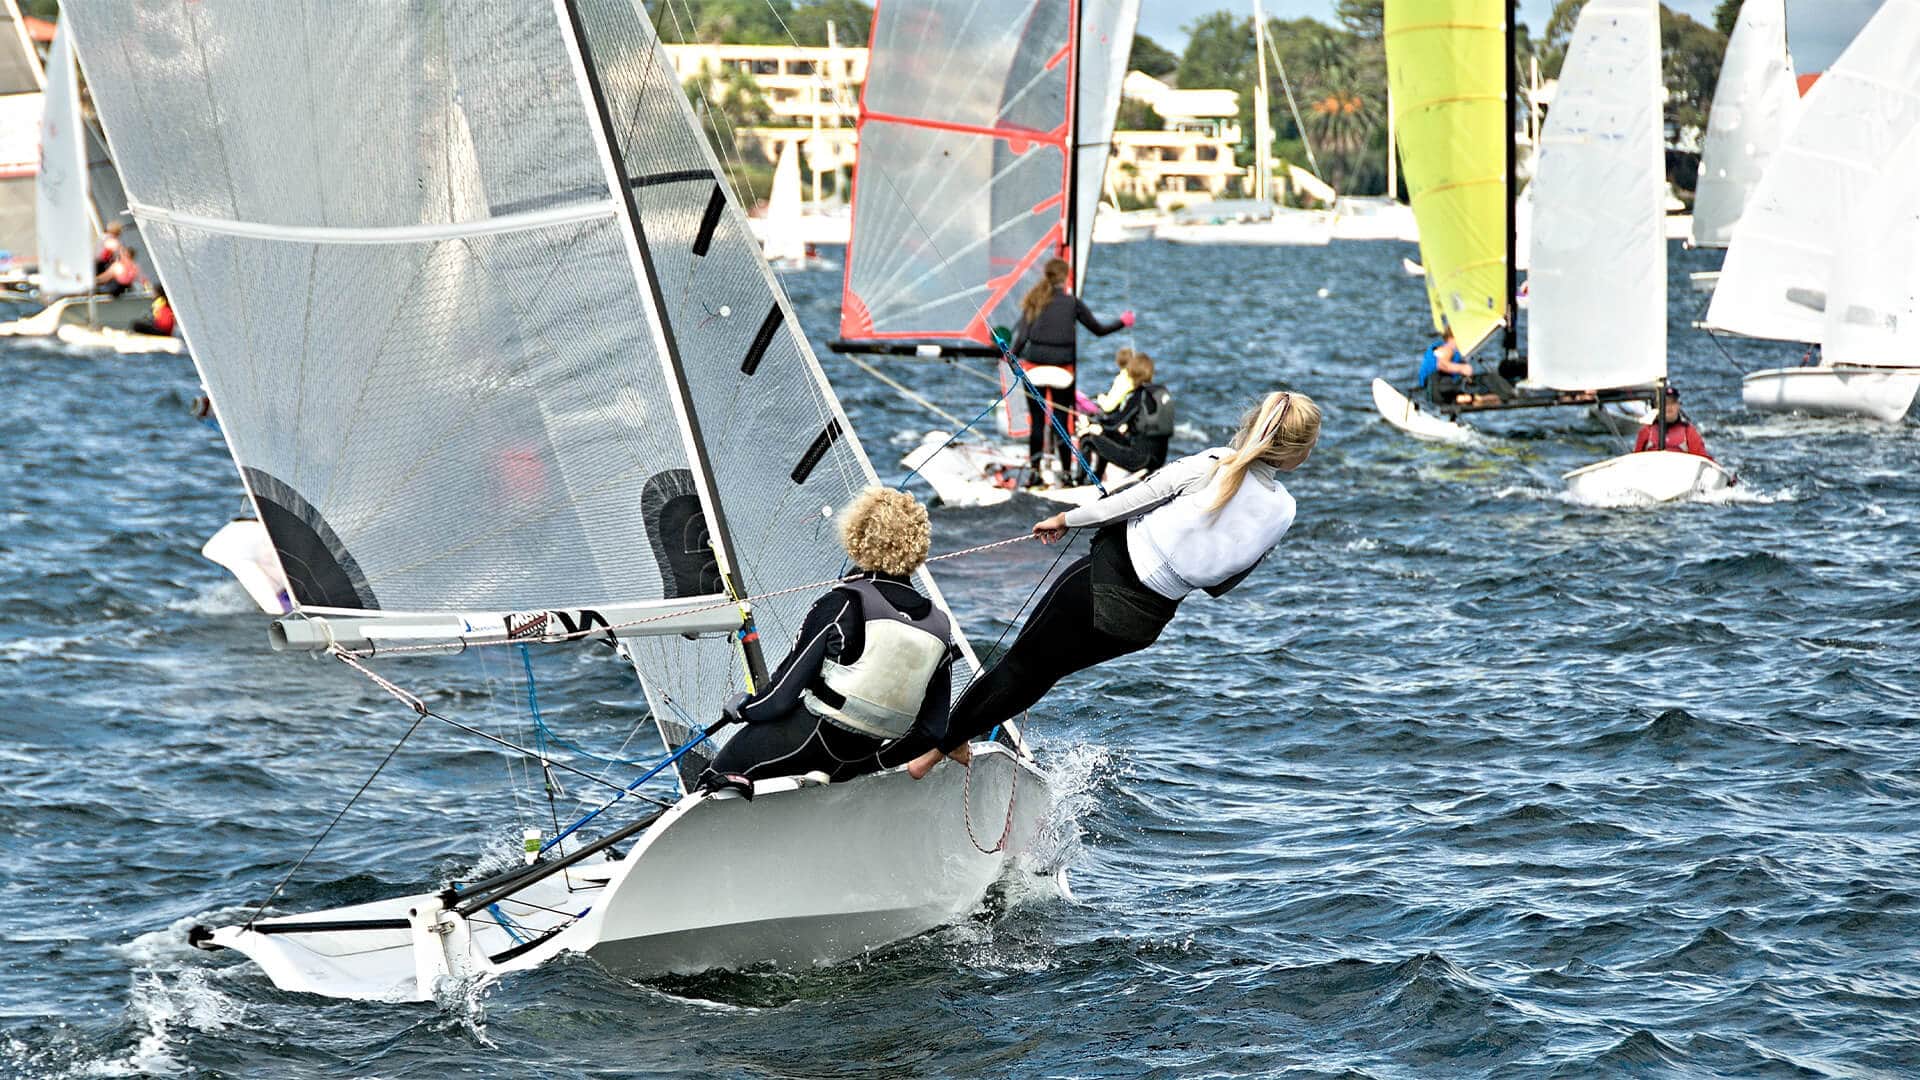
{"left": 1689, "top": 0, "right": 1797, "bottom": 250}
{"left": 0, "top": 0, "right": 42, "bottom": 269}
{"left": 763, "top": 138, "right": 804, "bottom": 263}
{"left": 1705, "top": 0, "right": 1920, "bottom": 344}
{"left": 35, "top": 19, "right": 92, "bottom": 298}
{"left": 1526, "top": 0, "right": 1665, "bottom": 391}
{"left": 1073, "top": 0, "right": 1143, "bottom": 285}
{"left": 1821, "top": 125, "right": 1920, "bottom": 369}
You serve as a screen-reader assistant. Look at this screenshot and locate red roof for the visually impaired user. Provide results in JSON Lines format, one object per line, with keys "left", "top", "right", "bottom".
{"left": 1796, "top": 72, "right": 1821, "bottom": 97}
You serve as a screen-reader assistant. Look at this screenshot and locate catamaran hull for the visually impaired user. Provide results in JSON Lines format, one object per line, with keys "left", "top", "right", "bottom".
{"left": 1370, "top": 377, "right": 1476, "bottom": 444}
{"left": 1562, "top": 450, "right": 1734, "bottom": 504}
{"left": 1741, "top": 365, "right": 1920, "bottom": 422}
{"left": 202, "top": 747, "right": 1053, "bottom": 1002}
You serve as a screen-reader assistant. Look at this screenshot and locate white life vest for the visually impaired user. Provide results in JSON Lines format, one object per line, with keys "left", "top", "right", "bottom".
{"left": 1128, "top": 459, "right": 1295, "bottom": 599}
{"left": 801, "top": 578, "right": 952, "bottom": 740}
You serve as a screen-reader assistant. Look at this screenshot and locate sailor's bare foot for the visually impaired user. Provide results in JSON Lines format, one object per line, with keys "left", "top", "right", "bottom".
{"left": 948, "top": 742, "right": 972, "bottom": 767}
{"left": 906, "top": 748, "right": 944, "bottom": 780}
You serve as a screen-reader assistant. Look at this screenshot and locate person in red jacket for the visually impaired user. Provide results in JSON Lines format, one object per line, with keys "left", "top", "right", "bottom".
{"left": 1634, "top": 386, "right": 1714, "bottom": 459}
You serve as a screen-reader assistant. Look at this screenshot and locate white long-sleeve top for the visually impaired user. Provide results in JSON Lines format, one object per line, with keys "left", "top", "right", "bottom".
{"left": 1061, "top": 448, "right": 1296, "bottom": 599}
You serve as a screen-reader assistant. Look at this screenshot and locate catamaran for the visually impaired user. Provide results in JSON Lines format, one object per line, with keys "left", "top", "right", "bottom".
{"left": 829, "top": 0, "right": 1142, "bottom": 508}
{"left": 1701, "top": 0, "right": 1920, "bottom": 422}
{"left": 1373, "top": 0, "right": 1683, "bottom": 480}
{"left": 1687, "top": 0, "right": 1797, "bottom": 295}
{"left": 69, "top": 0, "right": 1053, "bottom": 1001}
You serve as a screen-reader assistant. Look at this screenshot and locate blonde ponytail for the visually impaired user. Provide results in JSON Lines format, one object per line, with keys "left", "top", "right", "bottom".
{"left": 1205, "top": 390, "right": 1321, "bottom": 513}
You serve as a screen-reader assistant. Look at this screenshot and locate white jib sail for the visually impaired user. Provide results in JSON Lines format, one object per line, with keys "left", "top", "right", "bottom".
{"left": 1706, "top": 0, "right": 1920, "bottom": 344}
{"left": 1072, "top": 0, "right": 1142, "bottom": 287}
{"left": 35, "top": 19, "right": 92, "bottom": 299}
{"left": 0, "top": 0, "right": 42, "bottom": 268}
{"left": 1526, "top": 0, "right": 1665, "bottom": 391}
{"left": 1689, "top": 0, "right": 1797, "bottom": 250}
{"left": 1821, "top": 125, "right": 1920, "bottom": 369}
{"left": 763, "top": 139, "right": 805, "bottom": 263}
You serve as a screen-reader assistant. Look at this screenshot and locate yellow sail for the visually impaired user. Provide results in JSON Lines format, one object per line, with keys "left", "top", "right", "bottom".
{"left": 1386, "top": 1, "right": 1508, "bottom": 355}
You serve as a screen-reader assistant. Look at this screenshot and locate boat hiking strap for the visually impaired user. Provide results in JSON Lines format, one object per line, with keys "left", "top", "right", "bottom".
{"left": 327, "top": 533, "right": 1040, "bottom": 660}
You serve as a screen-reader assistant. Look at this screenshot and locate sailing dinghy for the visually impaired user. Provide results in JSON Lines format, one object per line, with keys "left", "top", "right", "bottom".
{"left": 829, "top": 0, "right": 1142, "bottom": 506}
{"left": 1703, "top": 0, "right": 1920, "bottom": 422}
{"left": 760, "top": 139, "right": 835, "bottom": 273}
{"left": 70, "top": 0, "right": 1052, "bottom": 1000}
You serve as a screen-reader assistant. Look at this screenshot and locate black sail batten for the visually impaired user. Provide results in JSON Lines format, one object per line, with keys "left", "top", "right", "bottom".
{"left": 790, "top": 420, "right": 844, "bottom": 484}
{"left": 691, "top": 185, "right": 726, "bottom": 256}
{"left": 741, "top": 306, "right": 782, "bottom": 375}
{"left": 557, "top": 0, "right": 767, "bottom": 685}
{"left": 629, "top": 169, "right": 710, "bottom": 188}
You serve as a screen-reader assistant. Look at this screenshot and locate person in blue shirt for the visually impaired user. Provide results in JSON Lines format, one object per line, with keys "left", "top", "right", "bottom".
{"left": 1418, "top": 326, "right": 1477, "bottom": 404}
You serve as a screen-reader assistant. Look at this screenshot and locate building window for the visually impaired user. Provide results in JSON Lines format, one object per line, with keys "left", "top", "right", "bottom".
{"left": 1196, "top": 145, "right": 1218, "bottom": 162}
{"left": 1159, "top": 147, "right": 1182, "bottom": 162}
{"left": 752, "top": 60, "right": 780, "bottom": 76}
{"left": 788, "top": 60, "right": 817, "bottom": 76}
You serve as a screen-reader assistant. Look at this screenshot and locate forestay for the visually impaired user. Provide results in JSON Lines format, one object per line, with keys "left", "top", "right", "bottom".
{"left": 1526, "top": 0, "right": 1665, "bottom": 392}
{"left": 1689, "top": 0, "right": 1796, "bottom": 250}
{"left": 35, "top": 19, "right": 92, "bottom": 299}
{"left": 1706, "top": 0, "right": 1920, "bottom": 344}
{"left": 1071, "top": 0, "right": 1141, "bottom": 287}
{"left": 1384, "top": 0, "right": 1508, "bottom": 356}
{"left": 0, "top": 0, "right": 41, "bottom": 268}
{"left": 1821, "top": 126, "right": 1920, "bottom": 369}
{"left": 838, "top": 0, "right": 1074, "bottom": 348}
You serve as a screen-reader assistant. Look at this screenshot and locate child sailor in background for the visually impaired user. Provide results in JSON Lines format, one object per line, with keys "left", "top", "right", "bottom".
{"left": 93, "top": 221, "right": 123, "bottom": 275}
{"left": 908, "top": 390, "right": 1320, "bottom": 779}
{"left": 94, "top": 244, "right": 140, "bottom": 297}
{"left": 1081, "top": 350, "right": 1175, "bottom": 477}
{"left": 703, "top": 488, "right": 958, "bottom": 785}
{"left": 130, "top": 283, "right": 175, "bottom": 337}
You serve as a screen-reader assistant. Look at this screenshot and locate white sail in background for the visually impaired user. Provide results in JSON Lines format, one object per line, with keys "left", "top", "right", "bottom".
{"left": 1706, "top": 0, "right": 1920, "bottom": 344}
{"left": 1527, "top": 0, "right": 1665, "bottom": 391}
{"left": 35, "top": 20, "right": 91, "bottom": 298}
{"left": 763, "top": 139, "right": 804, "bottom": 263}
{"left": 0, "top": 0, "right": 42, "bottom": 268}
{"left": 1073, "top": 0, "right": 1142, "bottom": 286}
{"left": 1821, "top": 126, "right": 1920, "bottom": 369}
{"left": 1690, "top": 0, "right": 1797, "bottom": 250}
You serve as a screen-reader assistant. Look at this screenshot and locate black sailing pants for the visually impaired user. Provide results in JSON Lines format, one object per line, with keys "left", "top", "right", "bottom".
{"left": 938, "top": 553, "right": 1157, "bottom": 752}
{"left": 707, "top": 706, "right": 923, "bottom": 782}
{"left": 1025, "top": 372, "right": 1077, "bottom": 478}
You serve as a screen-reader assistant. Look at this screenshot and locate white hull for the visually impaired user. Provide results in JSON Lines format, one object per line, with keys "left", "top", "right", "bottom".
{"left": 0, "top": 294, "right": 154, "bottom": 338}
{"left": 1370, "top": 377, "right": 1476, "bottom": 445}
{"left": 901, "top": 431, "right": 1118, "bottom": 509}
{"left": 1401, "top": 257, "right": 1426, "bottom": 278}
{"left": 745, "top": 208, "right": 850, "bottom": 247}
{"left": 204, "top": 745, "right": 1052, "bottom": 1001}
{"left": 768, "top": 254, "right": 840, "bottom": 274}
{"left": 1689, "top": 269, "right": 1721, "bottom": 293}
{"left": 1330, "top": 197, "right": 1419, "bottom": 242}
{"left": 201, "top": 519, "right": 292, "bottom": 614}
{"left": 54, "top": 322, "right": 184, "bottom": 355}
{"left": 1741, "top": 365, "right": 1920, "bottom": 422}
{"left": 1563, "top": 450, "right": 1734, "bottom": 504}
{"left": 1665, "top": 213, "right": 1694, "bottom": 240}
{"left": 1092, "top": 210, "right": 1161, "bottom": 244}
{"left": 1155, "top": 210, "right": 1333, "bottom": 246}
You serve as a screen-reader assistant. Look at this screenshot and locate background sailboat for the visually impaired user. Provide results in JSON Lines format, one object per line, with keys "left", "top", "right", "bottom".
{"left": 0, "top": 0, "right": 40, "bottom": 278}
{"left": 69, "top": 0, "right": 1051, "bottom": 1000}
{"left": 1687, "top": 0, "right": 1797, "bottom": 293}
{"left": 1703, "top": 0, "right": 1920, "bottom": 420}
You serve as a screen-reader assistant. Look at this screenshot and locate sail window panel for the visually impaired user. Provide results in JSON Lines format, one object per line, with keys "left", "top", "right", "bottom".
{"left": 1525, "top": 0, "right": 1666, "bottom": 392}
{"left": 146, "top": 215, "right": 706, "bottom": 614}
{"left": 68, "top": 2, "right": 605, "bottom": 228}
{"left": 864, "top": 0, "right": 1070, "bottom": 134}
{"left": 842, "top": 120, "right": 1067, "bottom": 342}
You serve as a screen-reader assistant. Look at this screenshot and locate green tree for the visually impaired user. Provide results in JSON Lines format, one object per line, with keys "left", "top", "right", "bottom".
{"left": 648, "top": 0, "right": 872, "bottom": 47}
{"left": 786, "top": 0, "right": 873, "bottom": 47}
{"left": 1176, "top": 11, "right": 1255, "bottom": 93}
{"left": 1713, "top": 0, "right": 1742, "bottom": 36}
{"left": 1129, "top": 33, "right": 1179, "bottom": 79}
{"left": 1538, "top": 2, "right": 1725, "bottom": 137}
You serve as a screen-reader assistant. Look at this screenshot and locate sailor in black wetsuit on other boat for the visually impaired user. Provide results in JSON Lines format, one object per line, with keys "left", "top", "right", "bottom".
{"left": 702, "top": 487, "right": 957, "bottom": 787}
{"left": 907, "top": 389, "right": 1321, "bottom": 779}
{"left": 1011, "top": 257, "right": 1133, "bottom": 485}
{"left": 1080, "top": 349, "right": 1175, "bottom": 479}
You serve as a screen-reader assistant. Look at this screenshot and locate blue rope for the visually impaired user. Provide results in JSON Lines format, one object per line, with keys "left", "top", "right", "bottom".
{"left": 895, "top": 378, "right": 1018, "bottom": 489}
{"left": 537, "top": 724, "right": 715, "bottom": 855}
{"left": 520, "top": 645, "right": 653, "bottom": 770}
{"left": 992, "top": 341, "right": 1107, "bottom": 493}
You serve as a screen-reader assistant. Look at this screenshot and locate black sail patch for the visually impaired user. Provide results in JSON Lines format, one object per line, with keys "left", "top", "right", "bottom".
{"left": 240, "top": 468, "right": 378, "bottom": 610}
{"left": 691, "top": 185, "right": 726, "bottom": 257}
{"left": 640, "top": 469, "right": 722, "bottom": 598}
{"left": 741, "top": 306, "right": 782, "bottom": 376}
{"left": 790, "top": 420, "right": 843, "bottom": 484}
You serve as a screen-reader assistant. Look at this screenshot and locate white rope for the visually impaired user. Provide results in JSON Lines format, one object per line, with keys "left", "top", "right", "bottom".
{"left": 961, "top": 752, "right": 1018, "bottom": 855}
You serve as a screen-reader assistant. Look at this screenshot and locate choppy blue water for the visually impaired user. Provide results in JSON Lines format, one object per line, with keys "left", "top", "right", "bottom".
{"left": 4, "top": 239, "right": 1919, "bottom": 1078}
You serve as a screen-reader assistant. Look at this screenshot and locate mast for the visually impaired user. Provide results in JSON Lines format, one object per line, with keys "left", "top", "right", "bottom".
{"left": 1065, "top": 0, "right": 1083, "bottom": 288}
{"left": 1252, "top": 0, "right": 1273, "bottom": 205}
{"left": 1502, "top": 0, "right": 1520, "bottom": 368}
{"left": 552, "top": 0, "right": 769, "bottom": 686}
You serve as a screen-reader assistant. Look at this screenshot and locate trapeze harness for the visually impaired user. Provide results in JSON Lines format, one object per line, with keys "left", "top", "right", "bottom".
{"left": 801, "top": 577, "right": 953, "bottom": 740}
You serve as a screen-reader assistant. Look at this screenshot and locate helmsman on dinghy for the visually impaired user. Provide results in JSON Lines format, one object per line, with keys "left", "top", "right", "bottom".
{"left": 703, "top": 487, "right": 959, "bottom": 786}
{"left": 1633, "top": 385, "right": 1717, "bottom": 461}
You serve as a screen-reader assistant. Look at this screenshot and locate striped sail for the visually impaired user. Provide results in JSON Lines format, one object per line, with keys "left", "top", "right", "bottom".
{"left": 1706, "top": 0, "right": 1920, "bottom": 344}
{"left": 838, "top": 0, "right": 1076, "bottom": 348}
{"left": 0, "top": 0, "right": 41, "bottom": 268}
{"left": 1385, "top": 0, "right": 1508, "bottom": 356}
{"left": 1690, "top": 0, "right": 1797, "bottom": 250}
{"left": 1526, "top": 0, "right": 1666, "bottom": 392}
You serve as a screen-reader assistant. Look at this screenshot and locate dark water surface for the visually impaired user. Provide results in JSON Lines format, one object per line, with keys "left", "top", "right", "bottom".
{"left": 4, "top": 240, "right": 1918, "bottom": 1078}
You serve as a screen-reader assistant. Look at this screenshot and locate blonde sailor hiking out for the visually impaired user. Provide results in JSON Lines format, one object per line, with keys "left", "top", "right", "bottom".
{"left": 908, "top": 390, "right": 1322, "bottom": 779}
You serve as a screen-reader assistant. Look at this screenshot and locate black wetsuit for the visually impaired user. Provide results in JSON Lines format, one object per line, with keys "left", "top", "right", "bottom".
{"left": 1010, "top": 291, "right": 1124, "bottom": 476}
{"left": 706, "top": 571, "right": 953, "bottom": 782}
{"left": 938, "top": 526, "right": 1177, "bottom": 754}
{"left": 1081, "top": 383, "right": 1173, "bottom": 475}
